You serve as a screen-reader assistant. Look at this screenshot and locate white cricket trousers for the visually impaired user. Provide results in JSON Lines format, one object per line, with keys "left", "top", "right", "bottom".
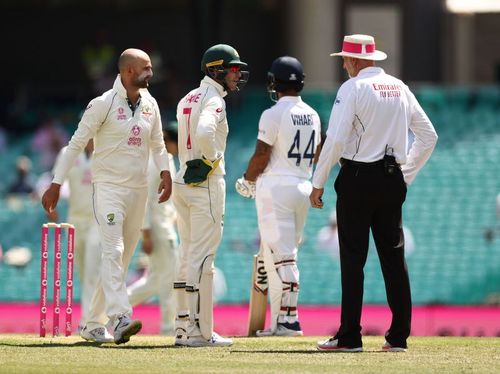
{"left": 256, "top": 175, "right": 312, "bottom": 330}
{"left": 69, "top": 216, "right": 100, "bottom": 327}
{"left": 256, "top": 175, "right": 311, "bottom": 259}
{"left": 86, "top": 183, "right": 148, "bottom": 330}
{"left": 127, "top": 234, "right": 178, "bottom": 334}
{"left": 172, "top": 175, "right": 225, "bottom": 335}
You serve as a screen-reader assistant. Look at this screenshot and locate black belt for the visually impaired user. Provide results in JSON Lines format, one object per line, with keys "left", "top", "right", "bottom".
{"left": 340, "top": 158, "right": 385, "bottom": 167}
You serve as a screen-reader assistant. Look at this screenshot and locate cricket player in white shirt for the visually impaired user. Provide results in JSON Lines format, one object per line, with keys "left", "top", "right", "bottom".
{"left": 310, "top": 35, "right": 438, "bottom": 352}
{"left": 127, "top": 127, "right": 179, "bottom": 335}
{"left": 49, "top": 140, "right": 100, "bottom": 330}
{"left": 42, "top": 48, "right": 172, "bottom": 345}
{"left": 236, "top": 56, "right": 321, "bottom": 337}
{"left": 173, "top": 44, "right": 248, "bottom": 347}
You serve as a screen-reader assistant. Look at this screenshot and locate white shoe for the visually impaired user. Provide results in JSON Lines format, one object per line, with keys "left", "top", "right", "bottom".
{"left": 317, "top": 338, "right": 363, "bottom": 352}
{"left": 113, "top": 316, "right": 142, "bottom": 345}
{"left": 80, "top": 326, "right": 114, "bottom": 343}
{"left": 185, "top": 332, "right": 233, "bottom": 347}
{"left": 256, "top": 321, "right": 303, "bottom": 337}
{"left": 382, "top": 341, "right": 407, "bottom": 352}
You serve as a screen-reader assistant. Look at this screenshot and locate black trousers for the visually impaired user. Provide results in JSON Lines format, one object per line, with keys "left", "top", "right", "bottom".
{"left": 333, "top": 160, "right": 411, "bottom": 348}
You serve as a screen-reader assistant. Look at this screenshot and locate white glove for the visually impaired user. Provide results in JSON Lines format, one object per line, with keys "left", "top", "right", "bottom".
{"left": 235, "top": 176, "right": 256, "bottom": 199}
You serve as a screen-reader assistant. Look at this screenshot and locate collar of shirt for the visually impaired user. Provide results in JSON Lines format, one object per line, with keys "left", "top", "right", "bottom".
{"left": 201, "top": 76, "right": 227, "bottom": 98}
{"left": 356, "top": 66, "right": 384, "bottom": 78}
{"left": 277, "top": 95, "right": 302, "bottom": 104}
{"left": 113, "top": 74, "right": 149, "bottom": 99}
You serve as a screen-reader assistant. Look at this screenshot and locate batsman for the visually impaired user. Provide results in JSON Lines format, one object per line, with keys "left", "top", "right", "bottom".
{"left": 236, "top": 56, "right": 321, "bottom": 336}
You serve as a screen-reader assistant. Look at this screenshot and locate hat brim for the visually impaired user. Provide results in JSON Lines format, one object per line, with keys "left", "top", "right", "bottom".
{"left": 229, "top": 60, "right": 248, "bottom": 68}
{"left": 330, "top": 50, "right": 387, "bottom": 61}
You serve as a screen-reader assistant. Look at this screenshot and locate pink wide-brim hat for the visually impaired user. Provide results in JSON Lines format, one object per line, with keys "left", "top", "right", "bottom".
{"left": 330, "top": 34, "right": 387, "bottom": 61}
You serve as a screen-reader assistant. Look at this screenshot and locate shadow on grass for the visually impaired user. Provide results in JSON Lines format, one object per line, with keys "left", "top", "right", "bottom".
{"left": 231, "top": 349, "right": 324, "bottom": 354}
{"left": 231, "top": 349, "right": 389, "bottom": 354}
{"left": 0, "top": 342, "right": 174, "bottom": 349}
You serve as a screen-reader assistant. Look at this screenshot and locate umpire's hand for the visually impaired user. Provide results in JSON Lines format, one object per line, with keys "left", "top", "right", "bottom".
{"left": 158, "top": 170, "right": 172, "bottom": 203}
{"left": 309, "top": 187, "right": 324, "bottom": 209}
{"left": 42, "top": 183, "right": 61, "bottom": 214}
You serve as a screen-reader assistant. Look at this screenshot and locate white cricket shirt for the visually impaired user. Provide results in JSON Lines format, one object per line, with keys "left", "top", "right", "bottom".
{"left": 175, "top": 76, "right": 228, "bottom": 183}
{"left": 143, "top": 153, "right": 177, "bottom": 240}
{"left": 313, "top": 66, "right": 437, "bottom": 188}
{"left": 53, "top": 146, "right": 93, "bottom": 219}
{"left": 258, "top": 96, "right": 321, "bottom": 179}
{"left": 53, "top": 75, "right": 169, "bottom": 188}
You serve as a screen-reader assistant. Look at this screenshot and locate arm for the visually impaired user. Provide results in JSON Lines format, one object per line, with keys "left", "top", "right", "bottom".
{"left": 244, "top": 140, "right": 272, "bottom": 182}
{"left": 310, "top": 84, "right": 355, "bottom": 209}
{"left": 196, "top": 97, "right": 224, "bottom": 161}
{"left": 42, "top": 100, "right": 103, "bottom": 214}
{"left": 157, "top": 170, "right": 172, "bottom": 203}
{"left": 236, "top": 110, "right": 277, "bottom": 198}
{"left": 149, "top": 99, "right": 171, "bottom": 202}
{"left": 312, "top": 84, "right": 355, "bottom": 190}
{"left": 402, "top": 88, "right": 438, "bottom": 184}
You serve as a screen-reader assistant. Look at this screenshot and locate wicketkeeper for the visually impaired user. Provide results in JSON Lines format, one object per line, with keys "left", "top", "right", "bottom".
{"left": 172, "top": 44, "right": 249, "bottom": 347}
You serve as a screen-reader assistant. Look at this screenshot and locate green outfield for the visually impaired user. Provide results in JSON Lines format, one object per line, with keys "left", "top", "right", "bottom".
{"left": 0, "top": 335, "right": 499, "bottom": 373}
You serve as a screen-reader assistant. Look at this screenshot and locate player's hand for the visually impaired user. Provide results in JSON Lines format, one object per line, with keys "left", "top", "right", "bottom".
{"left": 46, "top": 209, "right": 59, "bottom": 223}
{"left": 41, "top": 183, "right": 61, "bottom": 214}
{"left": 158, "top": 170, "right": 172, "bottom": 203}
{"left": 235, "top": 176, "right": 256, "bottom": 199}
{"left": 142, "top": 230, "right": 153, "bottom": 255}
{"left": 309, "top": 187, "right": 324, "bottom": 209}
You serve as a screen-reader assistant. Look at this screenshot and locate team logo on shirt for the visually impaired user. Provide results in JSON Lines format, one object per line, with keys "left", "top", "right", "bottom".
{"left": 106, "top": 213, "right": 115, "bottom": 225}
{"left": 128, "top": 125, "right": 142, "bottom": 146}
{"left": 117, "top": 107, "right": 127, "bottom": 120}
{"left": 141, "top": 104, "right": 152, "bottom": 117}
{"left": 216, "top": 107, "right": 223, "bottom": 113}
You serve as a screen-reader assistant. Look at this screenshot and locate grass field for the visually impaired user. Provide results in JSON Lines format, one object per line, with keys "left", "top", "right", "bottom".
{"left": 0, "top": 334, "right": 499, "bottom": 373}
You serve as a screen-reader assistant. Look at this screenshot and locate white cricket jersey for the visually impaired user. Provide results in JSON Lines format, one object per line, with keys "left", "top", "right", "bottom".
{"left": 175, "top": 76, "right": 228, "bottom": 183}
{"left": 53, "top": 75, "right": 169, "bottom": 188}
{"left": 313, "top": 66, "right": 437, "bottom": 188}
{"left": 258, "top": 96, "right": 321, "bottom": 179}
{"left": 53, "top": 147, "right": 93, "bottom": 219}
{"left": 143, "top": 153, "right": 177, "bottom": 240}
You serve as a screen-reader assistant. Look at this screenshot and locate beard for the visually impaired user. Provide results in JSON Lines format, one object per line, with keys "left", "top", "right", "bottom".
{"left": 135, "top": 71, "right": 152, "bottom": 88}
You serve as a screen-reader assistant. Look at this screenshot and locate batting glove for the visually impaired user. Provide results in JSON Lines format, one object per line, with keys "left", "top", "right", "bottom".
{"left": 235, "top": 176, "right": 256, "bottom": 199}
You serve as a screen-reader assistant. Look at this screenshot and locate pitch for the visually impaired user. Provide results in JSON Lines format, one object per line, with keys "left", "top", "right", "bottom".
{"left": 0, "top": 334, "right": 499, "bottom": 373}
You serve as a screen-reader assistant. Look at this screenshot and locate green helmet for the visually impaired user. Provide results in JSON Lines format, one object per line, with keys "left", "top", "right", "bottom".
{"left": 201, "top": 44, "right": 248, "bottom": 73}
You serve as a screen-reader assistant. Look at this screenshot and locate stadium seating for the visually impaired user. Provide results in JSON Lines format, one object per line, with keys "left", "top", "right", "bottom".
{"left": 0, "top": 87, "right": 498, "bottom": 307}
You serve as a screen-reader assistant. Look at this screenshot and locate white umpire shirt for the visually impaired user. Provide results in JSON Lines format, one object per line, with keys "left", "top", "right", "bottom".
{"left": 175, "top": 76, "right": 228, "bottom": 183}
{"left": 313, "top": 66, "right": 437, "bottom": 188}
{"left": 53, "top": 75, "right": 169, "bottom": 187}
{"left": 258, "top": 96, "right": 321, "bottom": 179}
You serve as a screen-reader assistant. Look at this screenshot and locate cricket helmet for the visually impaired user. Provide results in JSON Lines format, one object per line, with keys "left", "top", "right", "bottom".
{"left": 267, "top": 56, "right": 305, "bottom": 94}
{"left": 201, "top": 44, "right": 249, "bottom": 90}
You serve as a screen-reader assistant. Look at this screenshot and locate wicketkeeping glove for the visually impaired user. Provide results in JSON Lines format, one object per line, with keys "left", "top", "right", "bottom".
{"left": 183, "top": 155, "right": 222, "bottom": 186}
{"left": 235, "top": 176, "right": 256, "bottom": 199}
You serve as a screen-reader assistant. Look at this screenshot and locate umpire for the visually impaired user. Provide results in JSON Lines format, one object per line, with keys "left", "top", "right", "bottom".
{"left": 310, "top": 34, "right": 438, "bottom": 352}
